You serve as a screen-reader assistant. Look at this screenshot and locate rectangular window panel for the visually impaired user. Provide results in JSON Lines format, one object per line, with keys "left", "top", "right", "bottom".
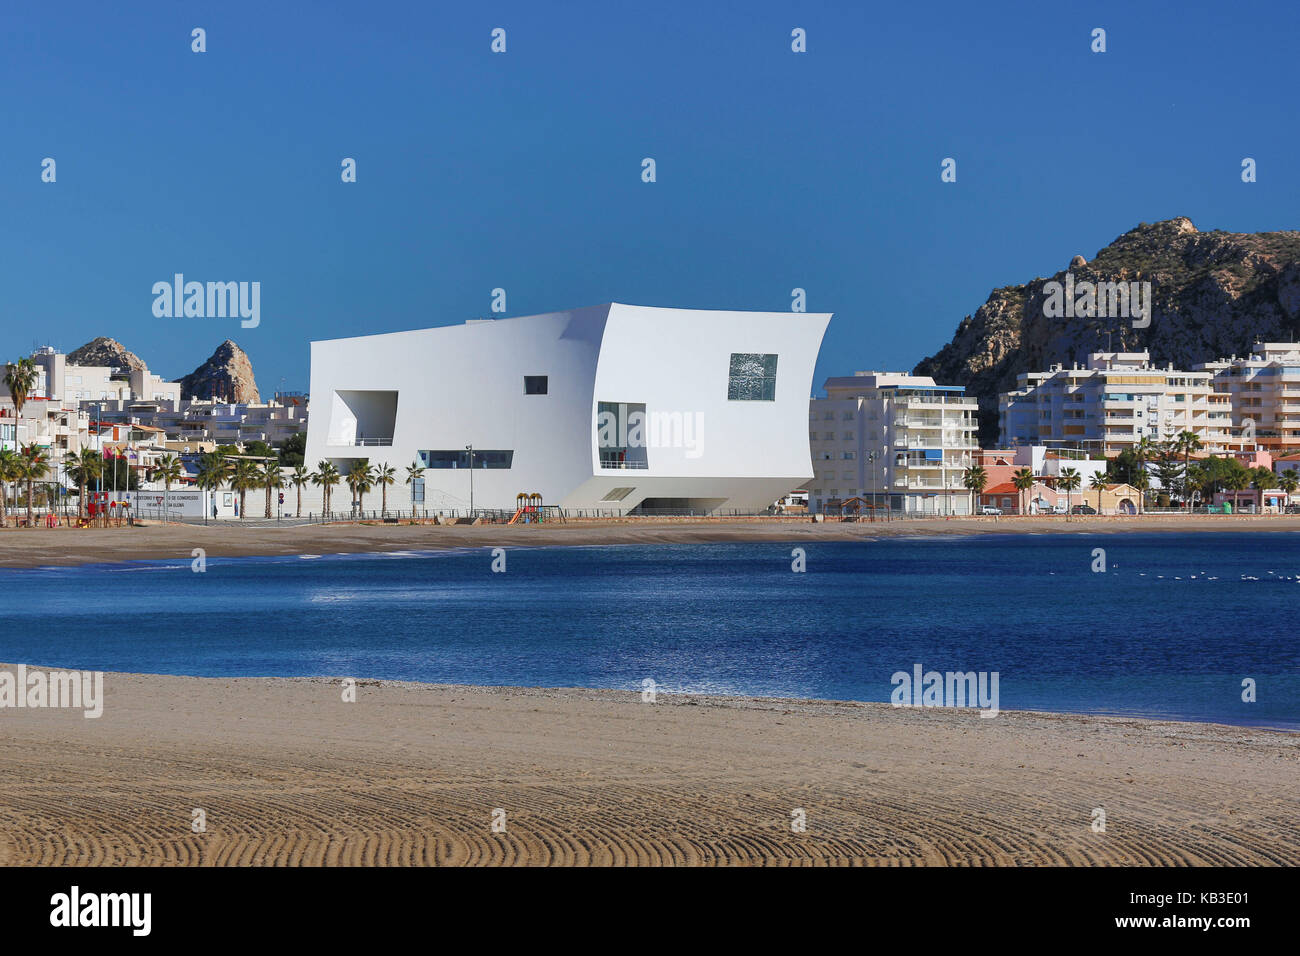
{"left": 727, "top": 353, "right": 778, "bottom": 401}
{"left": 524, "top": 375, "right": 548, "bottom": 395}
{"left": 419, "top": 449, "right": 513, "bottom": 469}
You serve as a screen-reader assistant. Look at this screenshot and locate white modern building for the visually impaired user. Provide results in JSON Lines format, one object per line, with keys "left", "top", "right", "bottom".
{"left": 303, "top": 303, "right": 831, "bottom": 514}
{"left": 1195, "top": 343, "right": 1300, "bottom": 455}
{"left": 804, "top": 372, "right": 979, "bottom": 514}
{"left": 999, "top": 351, "right": 1236, "bottom": 456}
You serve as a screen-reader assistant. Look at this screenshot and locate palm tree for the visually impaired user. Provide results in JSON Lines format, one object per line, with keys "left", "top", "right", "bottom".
{"left": 258, "top": 460, "right": 283, "bottom": 518}
{"left": 961, "top": 465, "right": 987, "bottom": 515}
{"left": 151, "top": 454, "right": 184, "bottom": 522}
{"left": 347, "top": 459, "right": 371, "bottom": 516}
{"left": 0, "top": 448, "right": 20, "bottom": 526}
{"left": 1277, "top": 470, "right": 1298, "bottom": 509}
{"left": 1224, "top": 470, "right": 1248, "bottom": 513}
{"left": 1012, "top": 467, "right": 1035, "bottom": 516}
{"left": 4, "top": 358, "right": 37, "bottom": 421}
{"left": 195, "top": 453, "right": 229, "bottom": 492}
{"left": 17, "top": 443, "right": 50, "bottom": 526}
{"left": 4, "top": 360, "right": 37, "bottom": 525}
{"left": 1131, "top": 470, "right": 1151, "bottom": 514}
{"left": 1184, "top": 464, "right": 1205, "bottom": 511}
{"left": 1132, "top": 436, "right": 1156, "bottom": 505}
{"left": 1172, "top": 430, "right": 1202, "bottom": 510}
{"left": 290, "top": 464, "right": 310, "bottom": 517}
{"left": 64, "top": 447, "right": 103, "bottom": 519}
{"left": 311, "top": 460, "right": 341, "bottom": 516}
{"left": 374, "top": 463, "right": 397, "bottom": 516}
{"left": 1058, "top": 467, "right": 1082, "bottom": 516}
{"left": 230, "top": 459, "right": 260, "bottom": 518}
{"left": 405, "top": 461, "right": 425, "bottom": 518}
{"left": 1089, "top": 471, "right": 1108, "bottom": 514}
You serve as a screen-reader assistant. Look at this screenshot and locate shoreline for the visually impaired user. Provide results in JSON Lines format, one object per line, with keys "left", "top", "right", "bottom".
{"left": 1, "top": 514, "right": 1299, "bottom": 569}
{"left": 6, "top": 660, "right": 1295, "bottom": 734}
{"left": 3, "top": 668, "right": 1297, "bottom": 866}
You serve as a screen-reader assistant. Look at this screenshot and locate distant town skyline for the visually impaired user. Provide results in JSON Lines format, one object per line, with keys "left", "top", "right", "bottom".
{"left": 6, "top": 0, "right": 1299, "bottom": 393}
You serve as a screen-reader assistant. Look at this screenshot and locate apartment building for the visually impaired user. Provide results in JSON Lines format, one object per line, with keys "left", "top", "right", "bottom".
{"left": 0, "top": 398, "right": 92, "bottom": 460}
{"left": 1195, "top": 343, "right": 1300, "bottom": 455}
{"left": 999, "top": 351, "right": 1234, "bottom": 456}
{"left": 30, "top": 346, "right": 180, "bottom": 405}
{"left": 94, "top": 397, "right": 307, "bottom": 448}
{"left": 805, "top": 372, "right": 979, "bottom": 514}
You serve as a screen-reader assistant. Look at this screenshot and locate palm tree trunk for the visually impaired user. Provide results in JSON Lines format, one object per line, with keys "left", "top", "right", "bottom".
{"left": 296, "top": 484, "right": 302, "bottom": 517}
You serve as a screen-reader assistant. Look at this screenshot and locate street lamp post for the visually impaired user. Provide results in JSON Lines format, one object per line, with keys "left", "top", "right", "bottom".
{"left": 465, "top": 444, "right": 474, "bottom": 516}
{"left": 881, "top": 444, "right": 888, "bottom": 522}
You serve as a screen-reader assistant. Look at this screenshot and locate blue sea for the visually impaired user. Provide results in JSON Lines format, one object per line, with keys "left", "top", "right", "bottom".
{"left": 2, "top": 533, "right": 1298, "bottom": 729}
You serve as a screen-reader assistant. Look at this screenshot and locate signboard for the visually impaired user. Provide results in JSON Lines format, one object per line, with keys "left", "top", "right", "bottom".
{"left": 140, "top": 490, "right": 208, "bottom": 518}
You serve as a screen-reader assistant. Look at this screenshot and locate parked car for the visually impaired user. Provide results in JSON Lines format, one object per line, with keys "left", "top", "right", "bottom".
{"left": 979, "top": 506, "right": 1003, "bottom": 515}
{"left": 1070, "top": 504, "right": 1097, "bottom": 515}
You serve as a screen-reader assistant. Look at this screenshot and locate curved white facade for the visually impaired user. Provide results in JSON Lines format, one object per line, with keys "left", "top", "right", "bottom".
{"left": 304, "top": 303, "right": 831, "bottom": 513}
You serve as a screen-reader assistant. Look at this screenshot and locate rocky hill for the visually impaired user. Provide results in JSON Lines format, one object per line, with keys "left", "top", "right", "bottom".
{"left": 175, "top": 339, "right": 261, "bottom": 403}
{"left": 913, "top": 218, "right": 1300, "bottom": 444}
{"left": 66, "top": 337, "right": 146, "bottom": 372}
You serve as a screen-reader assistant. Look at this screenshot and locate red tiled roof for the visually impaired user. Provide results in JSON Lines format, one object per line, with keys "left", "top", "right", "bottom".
{"left": 982, "top": 482, "right": 1020, "bottom": 495}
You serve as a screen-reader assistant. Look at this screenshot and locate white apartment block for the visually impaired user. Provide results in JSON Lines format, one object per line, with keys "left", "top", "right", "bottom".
{"left": 0, "top": 397, "right": 92, "bottom": 461}
{"left": 1195, "top": 343, "right": 1300, "bottom": 455}
{"left": 804, "top": 372, "right": 979, "bottom": 515}
{"left": 999, "top": 351, "right": 1234, "bottom": 456}
{"left": 94, "top": 397, "right": 307, "bottom": 449}
{"left": 30, "top": 346, "right": 181, "bottom": 405}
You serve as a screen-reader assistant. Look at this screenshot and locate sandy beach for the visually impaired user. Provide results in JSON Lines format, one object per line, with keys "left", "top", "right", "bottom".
{"left": 0, "top": 670, "right": 1296, "bottom": 866}
{"left": 1, "top": 514, "right": 1299, "bottom": 568}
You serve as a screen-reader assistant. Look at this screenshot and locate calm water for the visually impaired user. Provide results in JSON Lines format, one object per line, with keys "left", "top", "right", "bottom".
{"left": 2, "top": 533, "right": 1298, "bottom": 728}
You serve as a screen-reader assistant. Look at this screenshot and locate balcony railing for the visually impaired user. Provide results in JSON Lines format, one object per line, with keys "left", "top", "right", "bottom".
{"left": 598, "top": 459, "right": 649, "bottom": 469}
{"left": 326, "top": 437, "right": 394, "bottom": 447}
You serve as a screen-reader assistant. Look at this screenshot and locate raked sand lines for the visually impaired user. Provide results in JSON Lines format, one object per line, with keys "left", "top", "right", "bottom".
{"left": 0, "top": 674, "right": 1296, "bottom": 866}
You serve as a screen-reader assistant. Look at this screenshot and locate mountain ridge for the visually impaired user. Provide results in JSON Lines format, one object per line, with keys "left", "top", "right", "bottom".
{"left": 912, "top": 218, "right": 1300, "bottom": 443}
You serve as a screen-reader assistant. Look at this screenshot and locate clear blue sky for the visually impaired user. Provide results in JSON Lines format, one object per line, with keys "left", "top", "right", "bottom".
{"left": 4, "top": 0, "right": 1297, "bottom": 395}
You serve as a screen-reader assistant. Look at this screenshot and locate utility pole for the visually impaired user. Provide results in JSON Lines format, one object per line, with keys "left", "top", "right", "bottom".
{"left": 465, "top": 444, "right": 474, "bottom": 516}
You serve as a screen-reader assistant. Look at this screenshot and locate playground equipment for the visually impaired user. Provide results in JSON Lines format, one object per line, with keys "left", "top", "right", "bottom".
{"left": 508, "top": 492, "right": 564, "bottom": 524}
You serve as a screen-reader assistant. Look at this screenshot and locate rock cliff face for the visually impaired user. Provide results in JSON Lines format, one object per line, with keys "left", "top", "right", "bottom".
{"left": 913, "top": 218, "right": 1300, "bottom": 443}
{"left": 174, "top": 340, "right": 261, "bottom": 403}
{"left": 66, "top": 337, "right": 146, "bottom": 371}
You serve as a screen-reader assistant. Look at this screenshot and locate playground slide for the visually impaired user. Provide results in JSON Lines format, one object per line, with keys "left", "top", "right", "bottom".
{"left": 508, "top": 508, "right": 525, "bottom": 525}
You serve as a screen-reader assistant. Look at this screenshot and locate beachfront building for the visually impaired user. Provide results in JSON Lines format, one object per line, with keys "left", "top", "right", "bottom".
{"left": 1194, "top": 343, "right": 1300, "bottom": 455}
{"left": 998, "top": 351, "right": 1235, "bottom": 456}
{"left": 804, "top": 372, "right": 979, "bottom": 515}
{"left": 94, "top": 397, "right": 307, "bottom": 449}
{"left": 979, "top": 480, "right": 1141, "bottom": 516}
{"left": 301, "top": 303, "right": 831, "bottom": 515}
{"left": 29, "top": 345, "right": 180, "bottom": 406}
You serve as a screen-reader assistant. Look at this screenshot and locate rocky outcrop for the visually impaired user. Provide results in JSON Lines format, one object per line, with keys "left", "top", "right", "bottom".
{"left": 913, "top": 218, "right": 1300, "bottom": 444}
{"left": 175, "top": 340, "right": 261, "bottom": 403}
{"left": 66, "top": 337, "right": 146, "bottom": 371}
